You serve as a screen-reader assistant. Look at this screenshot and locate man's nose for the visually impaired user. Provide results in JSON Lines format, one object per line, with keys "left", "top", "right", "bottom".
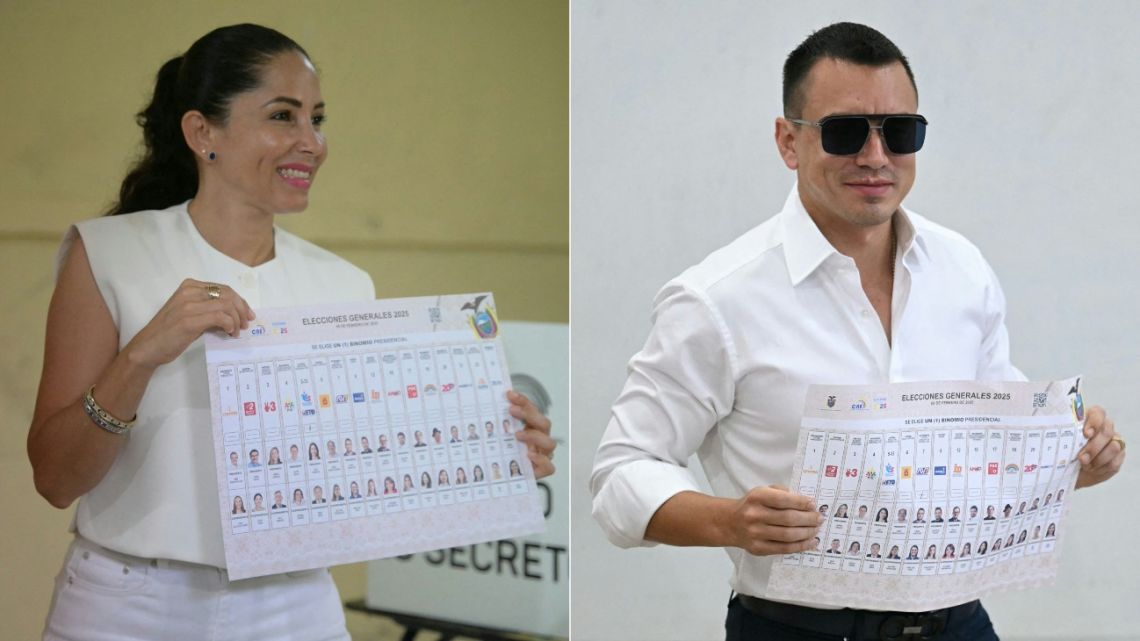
{"left": 854, "top": 125, "right": 889, "bottom": 168}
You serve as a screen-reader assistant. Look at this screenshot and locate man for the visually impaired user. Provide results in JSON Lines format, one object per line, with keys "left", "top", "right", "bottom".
{"left": 271, "top": 490, "right": 287, "bottom": 510}
{"left": 913, "top": 507, "right": 926, "bottom": 524}
{"left": 247, "top": 449, "right": 261, "bottom": 469}
{"left": 969, "top": 505, "right": 979, "bottom": 520}
{"left": 378, "top": 434, "right": 390, "bottom": 452}
{"left": 450, "top": 425, "right": 462, "bottom": 443}
{"left": 856, "top": 505, "right": 868, "bottom": 520}
{"left": 825, "top": 539, "right": 841, "bottom": 554}
{"left": 866, "top": 542, "right": 881, "bottom": 559}
{"left": 590, "top": 22, "right": 1124, "bottom": 640}
{"left": 932, "top": 507, "right": 944, "bottom": 523}
{"left": 414, "top": 430, "right": 427, "bottom": 447}
{"left": 432, "top": 427, "right": 444, "bottom": 445}
{"left": 343, "top": 438, "right": 357, "bottom": 457}
{"left": 949, "top": 506, "right": 961, "bottom": 522}
{"left": 289, "top": 444, "right": 301, "bottom": 462}
{"left": 312, "top": 485, "right": 327, "bottom": 504}
{"left": 360, "top": 436, "right": 373, "bottom": 454}
{"left": 229, "top": 451, "right": 240, "bottom": 468}
{"left": 985, "top": 506, "right": 997, "bottom": 521}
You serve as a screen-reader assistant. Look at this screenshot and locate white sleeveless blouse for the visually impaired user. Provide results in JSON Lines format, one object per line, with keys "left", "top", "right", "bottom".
{"left": 58, "top": 201, "right": 374, "bottom": 567}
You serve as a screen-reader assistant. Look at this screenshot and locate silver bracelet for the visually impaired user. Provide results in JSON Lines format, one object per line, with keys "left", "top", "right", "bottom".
{"left": 82, "top": 386, "right": 135, "bottom": 435}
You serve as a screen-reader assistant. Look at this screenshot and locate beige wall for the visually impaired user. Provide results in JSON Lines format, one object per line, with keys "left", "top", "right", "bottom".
{"left": 0, "top": 2, "right": 567, "bottom": 638}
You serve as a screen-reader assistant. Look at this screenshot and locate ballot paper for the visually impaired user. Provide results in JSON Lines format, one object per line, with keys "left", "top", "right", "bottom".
{"left": 205, "top": 293, "right": 545, "bottom": 580}
{"left": 766, "top": 377, "right": 1086, "bottom": 611}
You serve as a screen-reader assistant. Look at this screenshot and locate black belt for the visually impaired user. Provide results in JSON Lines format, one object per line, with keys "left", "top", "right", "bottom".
{"left": 736, "top": 594, "right": 979, "bottom": 640}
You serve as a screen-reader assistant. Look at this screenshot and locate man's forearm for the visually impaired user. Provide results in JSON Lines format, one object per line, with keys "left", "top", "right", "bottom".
{"left": 644, "top": 490, "right": 737, "bottom": 547}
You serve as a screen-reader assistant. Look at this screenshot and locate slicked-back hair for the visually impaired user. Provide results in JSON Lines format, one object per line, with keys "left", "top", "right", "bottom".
{"left": 783, "top": 22, "right": 917, "bottom": 118}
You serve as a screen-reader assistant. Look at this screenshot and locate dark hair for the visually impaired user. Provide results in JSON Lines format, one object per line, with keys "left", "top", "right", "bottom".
{"left": 107, "top": 24, "right": 309, "bottom": 216}
{"left": 782, "top": 22, "right": 917, "bottom": 118}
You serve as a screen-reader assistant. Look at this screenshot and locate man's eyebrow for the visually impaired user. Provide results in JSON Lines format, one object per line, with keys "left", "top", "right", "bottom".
{"left": 261, "top": 97, "right": 326, "bottom": 110}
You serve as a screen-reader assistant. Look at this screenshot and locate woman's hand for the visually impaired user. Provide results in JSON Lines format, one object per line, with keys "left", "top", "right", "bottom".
{"left": 124, "top": 278, "right": 255, "bottom": 369}
{"left": 508, "top": 390, "right": 556, "bottom": 479}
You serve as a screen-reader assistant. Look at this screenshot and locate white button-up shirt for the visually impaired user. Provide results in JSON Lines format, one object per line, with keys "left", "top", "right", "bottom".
{"left": 590, "top": 186, "right": 1024, "bottom": 602}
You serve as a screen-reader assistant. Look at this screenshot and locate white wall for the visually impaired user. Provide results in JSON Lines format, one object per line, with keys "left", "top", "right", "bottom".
{"left": 570, "top": 2, "right": 1140, "bottom": 640}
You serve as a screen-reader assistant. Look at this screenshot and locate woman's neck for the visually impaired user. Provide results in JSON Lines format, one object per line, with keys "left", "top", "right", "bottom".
{"left": 186, "top": 190, "right": 276, "bottom": 267}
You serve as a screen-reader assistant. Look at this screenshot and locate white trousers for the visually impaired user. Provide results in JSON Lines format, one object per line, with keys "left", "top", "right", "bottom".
{"left": 43, "top": 536, "right": 349, "bottom": 641}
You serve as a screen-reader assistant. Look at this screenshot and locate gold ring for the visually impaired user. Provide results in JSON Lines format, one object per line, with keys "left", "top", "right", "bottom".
{"left": 205, "top": 284, "right": 222, "bottom": 300}
{"left": 1112, "top": 435, "right": 1126, "bottom": 451}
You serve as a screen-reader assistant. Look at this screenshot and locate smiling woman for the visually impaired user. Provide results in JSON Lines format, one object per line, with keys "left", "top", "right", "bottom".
{"left": 26, "top": 22, "right": 556, "bottom": 641}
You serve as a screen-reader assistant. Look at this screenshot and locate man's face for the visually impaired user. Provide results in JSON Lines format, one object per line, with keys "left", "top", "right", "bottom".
{"left": 250, "top": 450, "right": 259, "bottom": 463}
{"left": 776, "top": 59, "right": 918, "bottom": 232}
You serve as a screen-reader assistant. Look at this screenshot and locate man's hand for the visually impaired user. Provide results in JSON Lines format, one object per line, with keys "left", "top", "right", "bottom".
{"left": 719, "top": 485, "right": 823, "bottom": 556}
{"left": 1076, "top": 405, "right": 1125, "bottom": 489}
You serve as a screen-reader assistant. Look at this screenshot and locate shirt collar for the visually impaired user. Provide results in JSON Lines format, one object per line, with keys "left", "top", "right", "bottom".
{"left": 780, "top": 182, "right": 928, "bottom": 286}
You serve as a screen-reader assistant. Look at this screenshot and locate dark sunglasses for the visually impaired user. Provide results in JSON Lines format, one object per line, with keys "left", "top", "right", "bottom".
{"left": 788, "top": 114, "right": 928, "bottom": 155}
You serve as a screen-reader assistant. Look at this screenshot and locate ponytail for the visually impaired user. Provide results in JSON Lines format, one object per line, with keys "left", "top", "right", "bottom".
{"left": 105, "top": 55, "right": 198, "bottom": 216}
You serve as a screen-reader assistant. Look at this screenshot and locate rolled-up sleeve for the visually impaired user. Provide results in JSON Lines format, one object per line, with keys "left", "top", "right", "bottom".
{"left": 590, "top": 282, "right": 737, "bottom": 548}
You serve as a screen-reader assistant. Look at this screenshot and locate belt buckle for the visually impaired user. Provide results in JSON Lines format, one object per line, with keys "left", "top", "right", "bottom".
{"left": 879, "top": 610, "right": 948, "bottom": 640}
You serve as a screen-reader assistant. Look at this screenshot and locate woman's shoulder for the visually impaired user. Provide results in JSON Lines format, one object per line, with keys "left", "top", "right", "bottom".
{"left": 74, "top": 203, "right": 185, "bottom": 245}
{"left": 275, "top": 227, "right": 375, "bottom": 297}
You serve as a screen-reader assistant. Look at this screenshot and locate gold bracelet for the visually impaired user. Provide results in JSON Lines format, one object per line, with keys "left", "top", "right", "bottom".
{"left": 82, "top": 386, "right": 136, "bottom": 435}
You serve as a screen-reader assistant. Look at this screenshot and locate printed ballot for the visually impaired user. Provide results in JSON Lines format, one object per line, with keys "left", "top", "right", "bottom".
{"left": 205, "top": 293, "right": 545, "bottom": 580}
{"left": 767, "top": 377, "right": 1085, "bottom": 611}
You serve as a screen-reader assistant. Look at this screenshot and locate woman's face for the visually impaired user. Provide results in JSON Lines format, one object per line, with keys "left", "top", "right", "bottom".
{"left": 206, "top": 51, "right": 327, "bottom": 215}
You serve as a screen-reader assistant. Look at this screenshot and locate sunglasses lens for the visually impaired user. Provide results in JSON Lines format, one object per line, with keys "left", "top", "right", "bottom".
{"left": 820, "top": 117, "right": 870, "bottom": 155}
{"left": 883, "top": 116, "right": 926, "bottom": 154}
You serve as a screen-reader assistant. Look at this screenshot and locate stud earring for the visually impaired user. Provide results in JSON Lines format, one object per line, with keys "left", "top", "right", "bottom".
{"left": 208, "top": 151, "right": 216, "bottom": 161}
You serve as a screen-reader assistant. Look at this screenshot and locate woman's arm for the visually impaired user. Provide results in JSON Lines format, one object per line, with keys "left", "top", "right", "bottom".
{"left": 28, "top": 236, "right": 152, "bottom": 507}
{"left": 28, "top": 236, "right": 254, "bottom": 508}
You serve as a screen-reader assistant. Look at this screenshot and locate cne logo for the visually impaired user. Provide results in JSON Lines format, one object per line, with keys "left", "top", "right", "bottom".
{"left": 250, "top": 325, "right": 266, "bottom": 336}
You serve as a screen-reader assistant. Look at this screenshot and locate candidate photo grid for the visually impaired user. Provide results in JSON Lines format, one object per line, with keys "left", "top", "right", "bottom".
{"left": 786, "top": 424, "right": 1077, "bottom": 578}
{"left": 217, "top": 339, "right": 531, "bottom": 541}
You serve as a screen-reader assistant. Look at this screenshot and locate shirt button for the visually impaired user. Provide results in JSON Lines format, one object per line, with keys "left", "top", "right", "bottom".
{"left": 861, "top": 309, "right": 871, "bottom": 318}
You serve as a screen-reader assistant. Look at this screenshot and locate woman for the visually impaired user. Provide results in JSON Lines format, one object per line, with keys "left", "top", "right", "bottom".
{"left": 420, "top": 471, "right": 433, "bottom": 489}
{"left": 924, "top": 545, "right": 937, "bottom": 560}
{"left": 27, "top": 24, "right": 556, "bottom": 641}
{"left": 875, "top": 507, "right": 889, "bottom": 523}
{"left": 438, "top": 469, "right": 451, "bottom": 487}
{"left": 384, "top": 477, "right": 398, "bottom": 495}
{"left": 402, "top": 474, "right": 415, "bottom": 492}
{"left": 308, "top": 442, "right": 321, "bottom": 461}
{"left": 292, "top": 488, "right": 306, "bottom": 507}
{"left": 267, "top": 447, "right": 282, "bottom": 466}
{"left": 231, "top": 495, "right": 246, "bottom": 515}
{"left": 886, "top": 545, "right": 900, "bottom": 560}
{"left": 473, "top": 465, "right": 485, "bottom": 482}
{"left": 834, "top": 503, "right": 848, "bottom": 519}
{"left": 366, "top": 478, "right": 378, "bottom": 498}
{"left": 510, "top": 459, "right": 524, "bottom": 478}
{"left": 332, "top": 484, "right": 344, "bottom": 502}
{"left": 456, "top": 467, "right": 469, "bottom": 484}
